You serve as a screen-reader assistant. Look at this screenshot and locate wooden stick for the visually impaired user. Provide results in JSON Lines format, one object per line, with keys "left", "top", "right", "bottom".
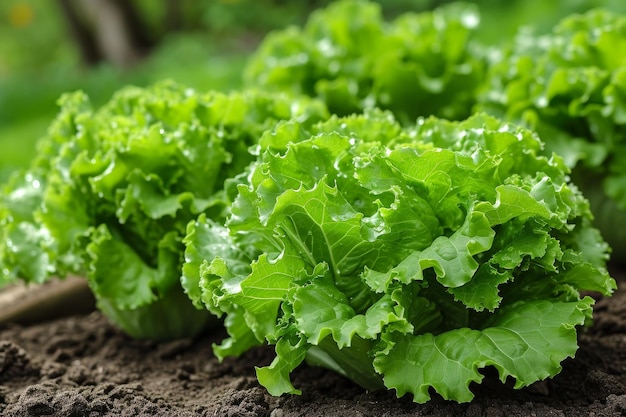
{"left": 0, "top": 277, "right": 95, "bottom": 326}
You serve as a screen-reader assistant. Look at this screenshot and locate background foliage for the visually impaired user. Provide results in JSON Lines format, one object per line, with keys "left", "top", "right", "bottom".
{"left": 1, "top": 0, "right": 626, "bottom": 182}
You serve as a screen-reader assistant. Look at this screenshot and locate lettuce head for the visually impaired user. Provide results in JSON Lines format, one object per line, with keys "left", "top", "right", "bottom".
{"left": 244, "top": 0, "right": 486, "bottom": 124}
{"left": 183, "top": 110, "right": 615, "bottom": 403}
{"left": 0, "top": 80, "right": 328, "bottom": 341}
{"left": 477, "top": 9, "right": 626, "bottom": 255}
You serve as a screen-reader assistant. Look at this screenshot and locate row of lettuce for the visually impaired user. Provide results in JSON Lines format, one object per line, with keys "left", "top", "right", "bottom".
{"left": 0, "top": 0, "right": 623, "bottom": 404}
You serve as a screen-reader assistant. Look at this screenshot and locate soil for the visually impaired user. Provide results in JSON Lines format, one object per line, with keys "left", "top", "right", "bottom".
{"left": 1, "top": 271, "right": 626, "bottom": 416}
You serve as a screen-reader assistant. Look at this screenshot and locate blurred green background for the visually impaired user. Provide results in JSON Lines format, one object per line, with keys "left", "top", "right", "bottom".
{"left": 1, "top": 0, "right": 625, "bottom": 182}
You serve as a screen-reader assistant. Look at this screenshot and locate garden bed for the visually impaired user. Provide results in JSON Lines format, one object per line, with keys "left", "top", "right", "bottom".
{"left": 1, "top": 269, "right": 625, "bottom": 417}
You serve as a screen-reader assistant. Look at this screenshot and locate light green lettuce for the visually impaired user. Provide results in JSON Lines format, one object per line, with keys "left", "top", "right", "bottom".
{"left": 244, "top": 0, "right": 486, "bottom": 124}
{"left": 0, "top": 80, "right": 328, "bottom": 340}
{"left": 183, "top": 110, "right": 615, "bottom": 403}
{"left": 476, "top": 9, "right": 626, "bottom": 254}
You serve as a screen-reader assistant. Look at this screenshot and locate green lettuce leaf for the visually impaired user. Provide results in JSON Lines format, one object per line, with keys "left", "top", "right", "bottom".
{"left": 374, "top": 298, "right": 593, "bottom": 403}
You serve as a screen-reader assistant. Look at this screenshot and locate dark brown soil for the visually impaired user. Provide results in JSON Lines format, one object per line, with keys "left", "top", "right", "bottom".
{"left": 1, "top": 272, "right": 626, "bottom": 417}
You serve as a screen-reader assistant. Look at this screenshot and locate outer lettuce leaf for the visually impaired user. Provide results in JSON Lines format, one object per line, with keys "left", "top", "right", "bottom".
{"left": 374, "top": 298, "right": 593, "bottom": 403}
{"left": 184, "top": 111, "right": 615, "bottom": 402}
{"left": 244, "top": 0, "right": 486, "bottom": 123}
{"left": 476, "top": 9, "right": 626, "bottom": 254}
{"left": 0, "top": 80, "right": 328, "bottom": 340}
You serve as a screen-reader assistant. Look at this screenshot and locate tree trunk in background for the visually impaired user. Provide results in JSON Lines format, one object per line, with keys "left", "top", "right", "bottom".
{"left": 111, "top": 0, "right": 158, "bottom": 50}
{"left": 56, "top": 0, "right": 102, "bottom": 66}
{"left": 56, "top": 0, "right": 158, "bottom": 68}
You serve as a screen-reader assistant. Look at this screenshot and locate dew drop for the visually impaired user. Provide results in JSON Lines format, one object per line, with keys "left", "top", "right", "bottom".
{"left": 461, "top": 12, "right": 479, "bottom": 28}
{"left": 535, "top": 96, "right": 548, "bottom": 108}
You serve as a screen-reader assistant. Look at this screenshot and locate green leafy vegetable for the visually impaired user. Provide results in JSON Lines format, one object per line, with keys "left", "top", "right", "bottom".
{"left": 0, "top": 80, "right": 328, "bottom": 340}
{"left": 183, "top": 110, "right": 615, "bottom": 402}
{"left": 244, "top": 0, "right": 486, "bottom": 124}
{"left": 476, "top": 9, "right": 626, "bottom": 254}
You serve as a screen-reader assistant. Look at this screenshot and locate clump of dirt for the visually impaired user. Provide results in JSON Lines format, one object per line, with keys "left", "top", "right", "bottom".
{"left": 1, "top": 276, "right": 626, "bottom": 416}
{"left": 0, "top": 341, "right": 38, "bottom": 381}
